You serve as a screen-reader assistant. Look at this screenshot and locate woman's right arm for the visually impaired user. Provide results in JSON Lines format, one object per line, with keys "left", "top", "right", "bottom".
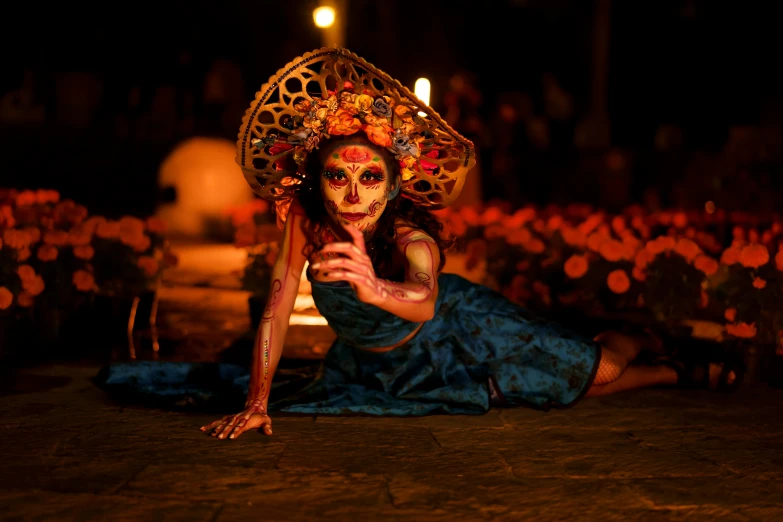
{"left": 201, "top": 201, "right": 309, "bottom": 439}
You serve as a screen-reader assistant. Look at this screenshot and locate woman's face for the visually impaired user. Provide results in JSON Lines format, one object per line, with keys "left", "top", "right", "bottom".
{"left": 320, "top": 144, "right": 394, "bottom": 233}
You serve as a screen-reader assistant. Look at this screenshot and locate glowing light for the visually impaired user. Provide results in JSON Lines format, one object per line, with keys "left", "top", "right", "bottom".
{"left": 313, "top": 6, "right": 335, "bottom": 28}
{"left": 289, "top": 314, "right": 329, "bottom": 326}
{"left": 705, "top": 201, "right": 716, "bottom": 214}
{"left": 414, "top": 78, "right": 430, "bottom": 117}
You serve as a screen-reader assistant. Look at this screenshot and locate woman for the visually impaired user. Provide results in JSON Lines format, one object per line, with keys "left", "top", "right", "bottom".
{"left": 198, "top": 49, "right": 741, "bottom": 440}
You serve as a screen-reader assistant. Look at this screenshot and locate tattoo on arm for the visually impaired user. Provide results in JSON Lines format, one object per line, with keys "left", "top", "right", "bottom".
{"left": 379, "top": 235, "right": 437, "bottom": 304}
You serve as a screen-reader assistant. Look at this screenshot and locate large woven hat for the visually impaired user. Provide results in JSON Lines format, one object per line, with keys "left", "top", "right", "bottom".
{"left": 236, "top": 47, "right": 476, "bottom": 209}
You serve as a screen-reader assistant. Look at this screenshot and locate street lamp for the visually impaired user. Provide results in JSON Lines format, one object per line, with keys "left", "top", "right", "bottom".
{"left": 313, "top": 6, "right": 336, "bottom": 29}
{"left": 414, "top": 78, "right": 430, "bottom": 117}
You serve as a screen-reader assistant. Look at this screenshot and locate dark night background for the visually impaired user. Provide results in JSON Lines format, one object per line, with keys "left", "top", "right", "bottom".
{"left": 1, "top": 0, "right": 781, "bottom": 219}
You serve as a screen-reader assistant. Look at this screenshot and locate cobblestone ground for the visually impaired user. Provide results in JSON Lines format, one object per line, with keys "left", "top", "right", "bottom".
{"left": 2, "top": 244, "right": 783, "bottom": 521}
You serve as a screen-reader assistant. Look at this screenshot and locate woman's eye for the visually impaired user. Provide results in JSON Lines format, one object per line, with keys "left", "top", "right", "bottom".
{"left": 361, "top": 172, "right": 383, "bottom": 181}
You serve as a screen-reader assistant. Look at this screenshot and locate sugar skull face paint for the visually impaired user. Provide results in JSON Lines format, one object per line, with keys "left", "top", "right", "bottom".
{"left": 320, "top": 145, "right": 394, "bottom": 233}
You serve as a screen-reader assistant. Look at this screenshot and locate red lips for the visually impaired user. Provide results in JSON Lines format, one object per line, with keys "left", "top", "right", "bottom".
{"left": 339, "top": 212, "right": 367, "bottom": 222}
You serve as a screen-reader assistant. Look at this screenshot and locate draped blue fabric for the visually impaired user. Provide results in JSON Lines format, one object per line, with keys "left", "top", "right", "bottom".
{"left": 308, "top": 272, "right": 422, "bottom": 349}
{"left": 96, "top": 274, "right": 601, "bottom": 416}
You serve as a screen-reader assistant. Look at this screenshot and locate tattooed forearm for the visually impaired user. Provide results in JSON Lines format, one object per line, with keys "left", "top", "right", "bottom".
{"left": 377, "top": 239, "right": 436, "bottom": 303}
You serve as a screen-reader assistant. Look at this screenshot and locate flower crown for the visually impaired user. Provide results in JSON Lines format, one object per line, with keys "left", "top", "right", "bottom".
{"left": 236, "top": 48, "right": 476, "bottom": 210}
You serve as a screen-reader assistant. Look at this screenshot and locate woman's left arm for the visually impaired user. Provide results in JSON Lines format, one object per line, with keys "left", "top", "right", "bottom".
{"left": 311, "top": 225, "right": 439, "bottom": 323}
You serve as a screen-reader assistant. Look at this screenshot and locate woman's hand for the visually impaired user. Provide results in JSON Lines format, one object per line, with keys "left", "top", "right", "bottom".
{"left": 311, "top": 224, "right": 388, "bottom": 305}
{"left": 200, "top": 401, "right": 273, "bottom": 439}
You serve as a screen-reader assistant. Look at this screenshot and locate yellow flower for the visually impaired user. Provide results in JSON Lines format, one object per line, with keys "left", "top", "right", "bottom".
{"left": 354, "top": 94, "right": 374, "bottom": 113}
{"left": 315, "top": 107, "right": 329, "bottom": 120}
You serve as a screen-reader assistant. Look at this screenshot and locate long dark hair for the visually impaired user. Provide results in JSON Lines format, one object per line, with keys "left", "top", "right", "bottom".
{"left": 297, "top": 134, "right": 452, "bottom": 279}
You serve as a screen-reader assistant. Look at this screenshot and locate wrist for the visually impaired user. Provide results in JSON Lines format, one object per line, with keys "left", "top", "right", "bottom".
{"left": 245, "top": 397, "right": 268, "bottom": 412}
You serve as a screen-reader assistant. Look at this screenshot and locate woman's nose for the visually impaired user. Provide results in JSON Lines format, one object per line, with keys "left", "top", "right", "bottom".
{"left": 345, "top": 184, "right": 360, "bottom": 204}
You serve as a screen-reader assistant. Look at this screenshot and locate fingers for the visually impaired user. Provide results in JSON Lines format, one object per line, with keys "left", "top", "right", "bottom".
{"left": 200, "top": 415, "right": 232, "bottom": 432}
{"left": 343, "top": 223, "right": 367, "bottom": 252}
{"left": 261, "top": 416, "right": 273, "bottom": 436}
{"left": 215, "top": 415, "right": 243, "bottom": 440}
{"left": 202, "top": 412, "right": 272, "bottom": 440}
{"left": 318, "top": 241, "right": 367, "bottom": 261}
{"left": 312, "top": 257, "right": 373, "bottom": 277}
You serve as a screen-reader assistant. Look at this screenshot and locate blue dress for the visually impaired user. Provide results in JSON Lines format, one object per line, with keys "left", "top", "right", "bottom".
{"left": 96, "top": 273, "right": 601, "bottom": 416}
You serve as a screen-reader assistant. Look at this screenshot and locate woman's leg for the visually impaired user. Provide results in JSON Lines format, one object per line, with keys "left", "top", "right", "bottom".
{"left": 586, "top": 364, "right": 678, "bottom": 397}
{"left": 585, "top": 343, "right": 738, "bottom": 397}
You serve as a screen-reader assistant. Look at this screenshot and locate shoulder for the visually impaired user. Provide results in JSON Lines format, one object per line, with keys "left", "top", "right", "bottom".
{"left": 393, "top": 219, "right": 436, "bottom": 246}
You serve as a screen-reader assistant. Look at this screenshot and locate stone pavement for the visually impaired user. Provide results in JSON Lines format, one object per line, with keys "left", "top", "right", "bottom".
{"left": 3, "top": 242, "right": 783, "bottom": 521}
{"left": 2, "top": 363, "right": 783, "bottom": 521}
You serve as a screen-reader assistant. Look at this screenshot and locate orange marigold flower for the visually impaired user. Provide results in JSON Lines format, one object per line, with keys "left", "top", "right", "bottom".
{"left": 17, "top": 247, "right": 31, "bottom": 261}
{"left": 73, "top": 245, "right": 94, "bottom": 260}
{"left": 561, "top": 227, "right": 587, "bottom": 248}
{"left": 724, "top": 308, "right": 737, "bottom": 322}
{"left": 632, "top": 266, "right": 646, "bottom": 282}
{"left": 674, "top": 238, "right": 701, "bottom": 262}
{"left": 137, "top": 256, "right": 159, "bottom": 278}
{"left": 720, "top": 246, "right": 741, "bottom": 265}
{"left": 607, "top": 269, "right": 631, "bottom": 294}
{"left": 96, "top": 221, "right": 121, "bottom": 239}
{"left": 25, "top": 227, "right": 41, "bottom": 244}
{"left": 16, "top": 264, "right": 35, "bottom": 283}
{"left": 68, "top": 225, "right": 92, "bottom": 246}
{"left": 739, "top": 244, "right": 769, "bottom": 269}
{"left": 644, "top": 237, "right": 667, "bottom": 256}
{"left": 578, "top": 214, "right": 603, "bottom": 235}
{"left": 119, "top": 216, "right": 145, "bottom": 237}
{"left": 635, "top": 248, "right": 654, "bottom": 269}
{"left": 693, "top": 255, "right": 719, "bottom": 276}
{"left": 15, "top": 190, "right": 37, "bottom": 206}
{"left": 611, "top": 216, "right": 626, "bottom": 235}
{"left": 483, "top": 225, "right": 507, "bottom": 240}
{"left": 700, "top": 290, "right": 709, "bottom": 308}
{"left": 37, "top": 244, "right": 58, "bottom": 262}
{"left": 146, "top": 217, "right": 167, "bottom": 234}
{"left": 748, "top": 229, "right": 760, "bottom": 244}
{"left": 17, "top": 291, "right": 34, "bottom": 308}
{"left": 564, "top": 254, "right": 589, "bottom": 279}
{"left": 72, "top": 270, "right": 97, "bottom": 292}
{"left": 43, "top": 230, "right": 69, "bottom": 246}
{"left": 776, "top": 250, "right": 783, "bottom": 271}
{"left": 459, "top": 206, "right": 481, "bottom": 227}
{"left": 481, "top": 207, "right": 505, "bottom": 226}
{"left": 362, "top": 123, "right": 393, "bottom": 148}
{"left": 129, "top": 234, "right": 152, "bottom": 253}
{"left": 525, "top": 238, "right": 546, "bottom": 254}
{"left": 506, "top": 228, "right": 532, "bottom": 246}
{"left": 3, "top": 229, "right": 30, "bottom": 249}
{"left": 732, "top": 226, "right": 744, "bottom": 240}
{"left": 326, "top": 108, "right": 362, "bottom": 136}
{"left": 725, "top": 322, "right": 757, "bottom": 339}
{"left": 35, "top": 189, "right": 60, "bottom": 205}
{"left": 587, "top": 232, "right": 607, "bottom": 251}
{"left": 752, "top": 277, "right": 767, "bottom": 289}
{"left": 673, "top": 212, "right": 688, "bottom": 228}
{"left": 0, "top": 287, "right": 12, "bottom": 310}
{"left": 599, "top": 239, "right": 625, "bottom": 262}
{"left": 546, "top": 215, "right": 564, "bottom": 231}
{"left": 24, "top": 275, "right": 45, "bottom": 296}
